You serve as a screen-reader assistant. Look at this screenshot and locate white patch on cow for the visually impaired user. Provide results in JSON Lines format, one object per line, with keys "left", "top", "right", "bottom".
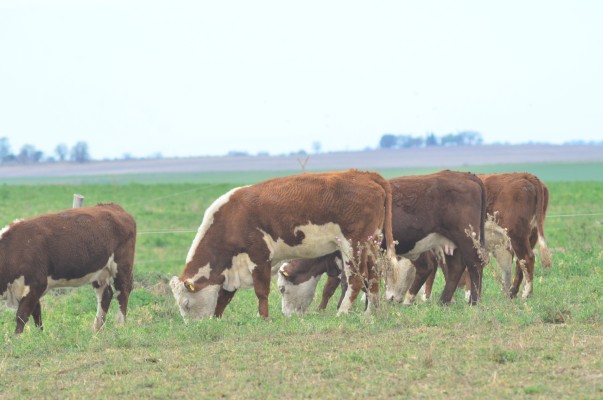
{"left": 278, "top": 272, "right": 321, "bottom": 317}
{"left": 93, "top": 282, "right": 109, "bottom": 332}
{"left": 522, "top": 280, "right": 533, "bottom": 299}
{"left": 402, "top": 291, "right": 416, "bottom": 306}
{"left": 186, "top": 186, "right": 248, "bottom": 264}
{"left": 465, "top": 289, "right": 471, "bottom": 303}
{"left": 405, "top": 233, "right": 456, "bottom": 262}
{"left": 0, "top": 219, "right": 23, "bottom": 241}
{"left": 222, "top": 253, "right": 257, "bottom": 291}
{"left": 115, "top": 310, "right": 126, "bottom": 325}
{"left": 418, "top": 285, "right": 430, "bottom": 302}
{"left": 189, "top": 264, "right": 211, "bottom": 283}
{"left": 47, "top": 253, "right": 117, "bottom": 290}
{"left": 337, "top": 263, "right": 355, "bottom": 316}
{"left": 385, "top": 258, "right": 416, "bottom": 303}
{"left": 169, "top": 276, "right": 221, "bottom": 321}
{"left": 259, "top": 222, "right": 345, "bottom": 264}
{"left": 0, "top": 275, "right": 31, "bottom": 309}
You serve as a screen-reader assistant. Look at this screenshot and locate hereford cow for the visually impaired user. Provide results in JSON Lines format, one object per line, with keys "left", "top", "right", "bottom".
{"left": 170, "top": 169, "right": 397, "bottom": 322}
{"left": 0, "top": 203, "right": 136, "bottom": 334}
{"left": 277, "top": 170, "right": 488, "bottom": 315}
{"left": 480, "top": 172, "right": 551, "bottom": 298}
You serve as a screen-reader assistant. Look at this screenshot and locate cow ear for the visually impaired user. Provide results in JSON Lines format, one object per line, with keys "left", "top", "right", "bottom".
{"left": 184, "top": 279, "right": 196, "bottom": 292}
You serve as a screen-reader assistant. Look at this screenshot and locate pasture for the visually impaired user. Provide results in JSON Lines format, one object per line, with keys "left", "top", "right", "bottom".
{"left": 1, "top": 167, "right": 602, "bottom": 398}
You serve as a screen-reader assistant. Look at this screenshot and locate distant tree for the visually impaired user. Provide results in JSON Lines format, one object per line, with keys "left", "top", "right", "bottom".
{"left": 71, "top": 141, "right": 90, "bottom": 163}
{"left": 397, "top": 135, "right": 424, "bottom": 148}
{"left": 312, "top": 141, "right": 322, "bottom": 154}
{"left": 379, "top": 134, "right": 397, "bottom": 149}
{"left": 440, "top": 133, "right": 461, "bottom": 146}
{"left": 457, "top": 130, "right": 483, "bottom": 145}
{"left": 425, "top": 133, "right": 439, "bottom": 146}
{"left": 0, "top": 137, "right": 11, "bottom": 162}
{"left": 227, "top": 150, "right": 249, "bottom": 157}
{"left": 55, "top": 143, "right": 69, "bottom": 161}
{"left": 17, "top": 144, "right": 43, "bottom": 163}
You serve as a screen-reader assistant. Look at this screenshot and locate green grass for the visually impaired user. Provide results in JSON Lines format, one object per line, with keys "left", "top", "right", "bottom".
{"left": 1, "top": 173, "right": 602, "bottom": 398}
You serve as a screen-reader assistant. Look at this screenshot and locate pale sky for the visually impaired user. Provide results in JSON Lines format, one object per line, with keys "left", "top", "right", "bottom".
{"left": 1, "top": 0, "right": 602, "bottom": 160}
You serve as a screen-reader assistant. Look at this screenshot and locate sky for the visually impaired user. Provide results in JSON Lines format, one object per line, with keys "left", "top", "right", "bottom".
{"left": 1, "top": 0, "right": 602, "bottom": 160}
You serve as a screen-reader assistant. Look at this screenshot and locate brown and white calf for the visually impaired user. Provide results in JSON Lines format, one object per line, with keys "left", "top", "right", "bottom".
{"left": 277, "top": 170, "right": 488, "bottom": 315}
{"left": 170, "top": 169, "right": 397, "bottom": 322}
{"left": 0, "top": 203, "right": 136, "bottom": 334}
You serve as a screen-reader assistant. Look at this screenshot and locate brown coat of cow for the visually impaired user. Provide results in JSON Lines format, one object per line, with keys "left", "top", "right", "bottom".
{"left": 170, "top": 169, "right": 397, "bottom": 321}
{"left": 0, "top": 203, "right": 136, "bottom": 334}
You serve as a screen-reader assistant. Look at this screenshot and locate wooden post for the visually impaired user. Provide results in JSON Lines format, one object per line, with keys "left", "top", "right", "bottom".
{"left": 73, "top": 194, "right": 85, "bottom": 208}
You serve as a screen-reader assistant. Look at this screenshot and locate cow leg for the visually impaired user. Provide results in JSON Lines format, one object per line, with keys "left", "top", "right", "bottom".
{"left": 113, "top": 269, "right": 133, "bottom": 326}
{"left": 92, "top": 281, "right": 113, "bottom": 332}
{"left": 252, "top": 263, "right": 272, "bottom": 320}
{"left": 337, "top": 243, "right": 364, "bottom": 315}
{"left": 422, "top": 266, "right": 438, "bottom": 302}
{"left": 510, "top": 238, "right": 535, "bottom": 299}
{"left": 319, "top": 275, "right": 341, "bottom": 310}
{"left": 113, "top": 242, "right": 135, "bottom": 326}
{"left": 15, "top": 291, "right": 42, "bottom": 334}
{"left": 405, "top": 261, "right": 433, "bottom": 305}
{"left": 438, "top": 252, "right": 466, "bottom": 305}
{"left": 463, "top": 270, "right": 472, "bottom": 302}
{"left": 336, "top": 271, "right": 349, "bottom": 310}
{"left": 32, "top": 301, "right": 43, "bottom": 330}
{"left": 365, "top": 257, "right": 380, "bottom": 313}
{"left": 214, "top": 288, "right": 237, "bottom": 317}
{"left": 456, "top": 233, "right": 485, "bottom": 305}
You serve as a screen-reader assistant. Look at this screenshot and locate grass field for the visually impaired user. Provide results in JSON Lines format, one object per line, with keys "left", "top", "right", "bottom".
{"left": 1, "top": 168, "right": 602, "bottom": 398}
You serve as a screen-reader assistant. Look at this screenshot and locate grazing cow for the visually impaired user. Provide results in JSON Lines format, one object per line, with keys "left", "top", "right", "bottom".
{"left": 0, "top": 203, "right": 136, "bottom": 334}
{"left": 277, "top": 170, "right": 488, "bottom": 315}
{"left": 480, "top": 172, "right": 551, "bottom": 298}
{"left": 278, "top": 253, "right": 343, "bottom": 317}
{"left": 170, "top": 169, "right": 397, "bottom": 322}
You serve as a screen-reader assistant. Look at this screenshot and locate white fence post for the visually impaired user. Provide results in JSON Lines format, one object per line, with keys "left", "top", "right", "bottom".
{"left": 73, "top": 194, "right": 85, "bottom": 208}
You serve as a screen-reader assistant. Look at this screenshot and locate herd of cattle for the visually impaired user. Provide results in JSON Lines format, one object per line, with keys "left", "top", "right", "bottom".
{"left": 0, "top": 170, "right": 550, "bottom": 334}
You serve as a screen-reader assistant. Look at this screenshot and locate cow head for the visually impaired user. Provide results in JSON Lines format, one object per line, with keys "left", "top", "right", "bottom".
{"left": 277, "top": 262, "right": 321, "bottom": 317}
{"left": 169, "top": 276, "right": 221, "bottom": 321}
{"left": 384, "top": 257, "right": 416, "bottom": 303}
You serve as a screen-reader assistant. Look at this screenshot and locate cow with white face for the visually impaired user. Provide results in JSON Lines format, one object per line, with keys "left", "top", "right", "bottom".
{"left": 0, "top": 203, "right": 136, "bottom": 334}
{"left": 170, "top": 169, "right": 397, "bottom": 322}
{"left": 277, "top": 170, "right": 488, "bottom": 315}
{"left": 278, "top": 253, "right": 343, "bottom": 317}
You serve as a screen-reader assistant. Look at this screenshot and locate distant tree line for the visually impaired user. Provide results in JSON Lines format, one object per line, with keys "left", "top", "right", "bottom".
{"left": 0, "top": 137, "right": 90, "bottom": 164}
{"left": 379, "top": 131, "right": 484, "bottom": 149}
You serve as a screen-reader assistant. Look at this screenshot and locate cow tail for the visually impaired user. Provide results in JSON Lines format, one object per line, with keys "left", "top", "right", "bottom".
{"left": 479, "top": 177, "right": 487, "bottom": 248}
{"left": 378, "top": 175, "right": 395, "bottom": 260}
{"left": 470, "top": 173, "right": 487, "bottom": 249}
{"left": 533, "top": 175, "right": 552, "bottom": 268}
